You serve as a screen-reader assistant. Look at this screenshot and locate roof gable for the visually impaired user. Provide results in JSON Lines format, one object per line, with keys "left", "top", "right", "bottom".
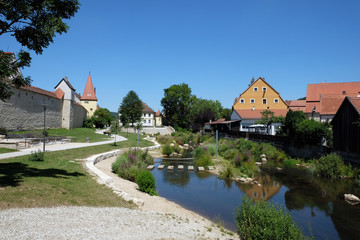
{"left": 142, "top": 102, "right": 155, "bottom": 113}
{"left": 54, "top": 77, "right": 76, "bottom": 91}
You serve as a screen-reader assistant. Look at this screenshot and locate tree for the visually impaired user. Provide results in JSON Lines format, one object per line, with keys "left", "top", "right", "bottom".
{"left": 120, "top": 90, "right": 143, "bottom": 126}
{"left": 281, "top": 110, "right": 306, "bottom": 136}
{"left": 255, "top": 110, "right": 285, "bottom": 134}
{"left": 0, "top": 0, "right": 80, "bottom": 100}
{"left": 161, "top": 83, "right": 193, "bottom": 129}
{"left": 295, "top": 119, "right": 332, "bottom": 146}
{"left": 221, "top": 108, "right": 232, "bottom": 121}
{"left": 189, "top": 98, "right": 222, "bottom": 131}
{"left": 92, "top": 108, "right": 113, "bottom": 128}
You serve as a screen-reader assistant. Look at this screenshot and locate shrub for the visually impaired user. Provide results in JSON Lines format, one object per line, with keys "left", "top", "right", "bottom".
{"left": 136, "top": 170, "right": 158, "bottom": 196}
{"left": 28, "top": 150, "right": 44, "bottom": 161}
{"left": 162, "top": 144, "right": 173, "bottom": 156}
{"left": 283, "top": 158, "right": 299, "bottom": 168}
{"left": 235, "top": 196, "right": 308, "bottom": 240}
{"left": 314, "top": 153, "right": 346, "bottom": 178}
{"left": 156, "top": 135, "right": 172, "bottom": 145}
{"left": 223, "top": 148, "right": 240, "bottom": 160}
{"left": 171, "top": 143, "right": 181, "bottom": 154}
{"left": 83, "top": 118, "right": 94, "bottom": 128}
{"left": 194, "top": 151, "right": 213, "bottom": 167}
{"left": 0, "top": 127, "right": 8, "bottom": 135}
{"left": 192, "top": 147, "right": 205, "bottom": 160}
{"left": 219, "top": 164, "right": 234, "bottom": 180}
{"left": 204, "top": 144, "right": 216, "bottom": 156}
{"left": 295, "top": 119, "right": 332, "bottom": 146}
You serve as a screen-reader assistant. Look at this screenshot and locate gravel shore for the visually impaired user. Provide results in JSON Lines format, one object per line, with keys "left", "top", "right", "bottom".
{"left": 0, "top": 153, "right": 238, "bottom": 240}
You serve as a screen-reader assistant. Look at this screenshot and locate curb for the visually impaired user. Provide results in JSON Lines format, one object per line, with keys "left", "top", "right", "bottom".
{"left": 85, "top": 138, "right": 161, "bottom": 207}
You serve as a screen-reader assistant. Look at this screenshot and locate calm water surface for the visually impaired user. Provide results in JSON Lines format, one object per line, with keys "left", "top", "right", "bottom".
{"left": 152, "top": 159, "right": 360, "bottom": 240}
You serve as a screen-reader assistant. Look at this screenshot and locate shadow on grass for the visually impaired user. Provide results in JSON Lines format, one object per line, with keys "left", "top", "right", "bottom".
{"left": 0, "top": 162, "right": 85, "bottom": 187}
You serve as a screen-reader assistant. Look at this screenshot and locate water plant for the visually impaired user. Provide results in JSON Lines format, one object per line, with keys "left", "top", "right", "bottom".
{"left": 235, "top": 196, "right": 309, "bottom": 240}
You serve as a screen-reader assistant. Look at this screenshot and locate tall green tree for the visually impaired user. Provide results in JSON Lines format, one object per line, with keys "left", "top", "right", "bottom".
{"left": 92, "top": 108, "right": 113, "bottom": 128}
{"left": 0, "top": 0, "right": 80, "bottom": 100}
{"left": 120, "top": 90, "right": 143, "bottom": 126}
{"left": 281, "top": 110, "right": 306, "bottom": 136}
{"left": 189, "top": 98, "right": 222, "bottom": 131}
{"left": 161, "top": 83, "right": 193, "bottom": 129}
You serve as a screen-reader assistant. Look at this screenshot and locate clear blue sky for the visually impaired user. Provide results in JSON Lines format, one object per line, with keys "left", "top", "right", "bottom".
{"left": 2, "top": 0, "right": 360, "bottom": 112}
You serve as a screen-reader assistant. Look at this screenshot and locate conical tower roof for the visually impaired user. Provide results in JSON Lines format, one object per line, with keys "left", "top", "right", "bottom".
{"left": 81, "top": 74, "right": 98, "bottom": 101}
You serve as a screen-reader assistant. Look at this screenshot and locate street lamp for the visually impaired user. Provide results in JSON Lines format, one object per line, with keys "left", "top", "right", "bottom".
{"left": 42, "top": 105, "right": 47, "bottom": 152}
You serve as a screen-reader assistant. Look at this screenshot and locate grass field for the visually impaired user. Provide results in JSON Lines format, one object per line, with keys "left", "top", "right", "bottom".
{"left": 0, "top": 148, "right": 18, "bottom": 154}
{"left": 0, "top": 132, "right": 154, "bottom": 209}
{"left": 11, "top": 128, "right": 111, "bottom": 143}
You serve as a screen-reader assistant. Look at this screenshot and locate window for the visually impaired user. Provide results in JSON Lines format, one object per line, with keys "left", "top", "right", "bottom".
{"left": 253, "top": 87, "right": 258, "bottom": 92}
{"left": 90, "top": 108, "right": 93, "bottom": 111}
{"left": 250, "top": 99, "right": 255, "bottom": 103}
{"left": 143, "top": 120, "right": 146, "bottom": 123}
{"left": 262, "top": 87, "right": 267, "bottom": 91}
{"left": 274, "top": 98, "right": 279, "bottom": 103}
{"left": 85, "top": 101, "right": 89, "bottom": 104}
{"left": 262, "top": 98, "right": 267, "bottom": 104}
{"left": 148, "top": 120, "right": 151, "bottom": 123}
{"left": 240, "top": 99, "right": 245, "bottom": 103}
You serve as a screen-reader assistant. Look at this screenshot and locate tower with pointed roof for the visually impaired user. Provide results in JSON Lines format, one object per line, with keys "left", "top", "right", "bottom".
{"left": 80, "top": 74, "right": 98, "bottom": 117}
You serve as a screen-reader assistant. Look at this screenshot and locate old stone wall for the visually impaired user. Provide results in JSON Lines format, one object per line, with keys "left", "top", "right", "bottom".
{"left": 0, "top": 88, "right": 62, "bottom": 131}
{"left": 71, "top": 103, "right": 87, "bottom": 128}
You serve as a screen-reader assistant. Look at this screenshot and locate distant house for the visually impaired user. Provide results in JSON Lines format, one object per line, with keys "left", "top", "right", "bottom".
{"left": 155, "top": 110, "right": 163, "bottom": 127}
{"left": 331, "top": 97, "right": 360, "bottom": 154}
{"left": 305, "top": 82, "right": 360, "bottom": 122}
{"left": 118, "top": 102, "right": 156, "bottom": 127}
{"left": 231, "top": 77, "right": 288, "bottom": 134}
{"left": 286, "top": 100, "right": 306, "bottom": 112}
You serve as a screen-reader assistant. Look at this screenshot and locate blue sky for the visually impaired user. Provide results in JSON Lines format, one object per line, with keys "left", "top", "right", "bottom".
{"left": 1, "top": 0, "right": 360, "bottom": 112}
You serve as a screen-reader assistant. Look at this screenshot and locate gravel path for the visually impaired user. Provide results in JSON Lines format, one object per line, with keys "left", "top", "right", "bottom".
{"left": 0, "top": 206, "right": 233, "bottom": 240}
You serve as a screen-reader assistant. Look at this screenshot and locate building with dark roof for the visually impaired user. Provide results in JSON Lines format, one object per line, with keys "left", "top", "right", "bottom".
{"left": 331, "top": 96, "right": 360, "bottom": 154}
{"left": 118, "top": 102, "right": 158, "bottom": 127}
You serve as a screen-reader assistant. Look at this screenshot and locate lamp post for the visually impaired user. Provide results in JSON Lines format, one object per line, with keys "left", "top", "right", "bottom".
{"left": 43, "top": 105, "right": 46, "bottom": 152}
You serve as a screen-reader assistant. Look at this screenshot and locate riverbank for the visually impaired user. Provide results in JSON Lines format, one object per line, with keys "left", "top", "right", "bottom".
{"left": 94, "top": 154, "right": 238, "bottom": 239}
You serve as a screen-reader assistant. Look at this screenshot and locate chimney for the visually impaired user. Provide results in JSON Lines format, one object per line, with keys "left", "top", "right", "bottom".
{"left": 252, "top": 106, "right": 255, "bottom": 111}
{"left": 94, "top": 88, "right": 96, "bottom": 93}
{"left": 209, "top": 120, "right": 212, "bottom": 123}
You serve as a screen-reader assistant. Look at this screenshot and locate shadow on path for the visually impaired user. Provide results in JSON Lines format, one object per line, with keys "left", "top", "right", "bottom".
{"left": 0, "top": 162, "right": 85, "bottom": 187}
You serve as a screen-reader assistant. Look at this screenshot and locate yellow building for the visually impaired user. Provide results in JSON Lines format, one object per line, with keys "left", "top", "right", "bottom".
{"left": 80, "top": 74, "right": 98, "bottom": 118}
{"left": 231, "top": 77, "right": 288, "bottom": 134}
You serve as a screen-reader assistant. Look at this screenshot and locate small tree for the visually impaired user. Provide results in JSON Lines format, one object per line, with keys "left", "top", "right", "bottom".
{"left": 255, "top": 110, "right": 284, "bottom": 134}
{"left": 120, "top": 90, "right": 143, "bottom": 126}
{"left": 92, "top": 108, "right": 113, "bottom": 128}
{"left": 281, "top": 110, "right": 306, "bottom": 136}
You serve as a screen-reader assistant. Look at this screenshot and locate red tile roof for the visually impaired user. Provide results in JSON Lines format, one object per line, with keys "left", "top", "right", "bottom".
{"left": 306, "top": 82, "right": 360, "bottom": 102}
{"left": 320, "top": 95, "right": 347, "bottom": 115}
{"left": 155, "top": 110, "right": 161, "bottom": 117}
{"left": 286, "top": 100, "right": 306, "bottom": 112}
{"left": 81, "top": 74, "right": 98, "bottom": 101}
{"left": 54, "top": 88, "right": 64, "bottom": 99}
{"left": 234, "top": 109, "right": 288, "bottom": 119}
{"left": 142, "top": 102, "right": 155, "bottom": 113}
{"left": 348, "top": 97, "right": 360, "bottom": 114}
{"left": 21, "top": 85, "right": 59, "bottom": 99}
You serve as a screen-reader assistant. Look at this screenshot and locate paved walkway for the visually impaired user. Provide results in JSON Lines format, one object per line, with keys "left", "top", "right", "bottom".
{"left": 0, "top": 130, "right": 127, "bottom": 160}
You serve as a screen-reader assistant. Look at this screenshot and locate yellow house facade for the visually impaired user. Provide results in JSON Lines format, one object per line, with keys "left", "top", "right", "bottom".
{"left": 233, "top": 77, "right": 288, "bottom": 110}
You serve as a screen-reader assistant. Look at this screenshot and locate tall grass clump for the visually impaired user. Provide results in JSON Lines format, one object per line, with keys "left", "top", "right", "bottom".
{"left": 28, "top": 150, "right": 44, "bottom": 161}
{"left": 192, "top": 146, "right": 213, "bottom": 167}
{"left": 111, "top": 149, "right": 153, "bottom": 182}
{"left": 235, "top": 196, "right": 309, "bottom": 240}
{"left": 162, "top": 144, "right": 173, "bottom": 157}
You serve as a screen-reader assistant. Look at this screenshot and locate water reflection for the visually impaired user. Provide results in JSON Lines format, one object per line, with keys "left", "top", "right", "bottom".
{"left": 152, "top": 159, "right": 360, "bottom": 239}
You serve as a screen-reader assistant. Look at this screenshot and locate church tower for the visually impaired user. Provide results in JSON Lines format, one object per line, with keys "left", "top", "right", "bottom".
{"left": 80, "top": 74, "right": 98, "bottom": 117}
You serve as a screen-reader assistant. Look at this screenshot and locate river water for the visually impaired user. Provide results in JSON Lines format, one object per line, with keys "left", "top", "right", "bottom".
{"left": 152, "top": 159, "right": 360, "bottom": 240}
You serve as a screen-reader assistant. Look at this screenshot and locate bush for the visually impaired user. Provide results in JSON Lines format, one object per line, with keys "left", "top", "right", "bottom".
{"left": 83, "top": 118, "right": 94, "bottom": 128}
{"left": 235, "top": 196, "right": 308, "bottom": 240}
{"left": 314, "top": 153, "right": 347, "bottom": 178}
{"left": 283, "top": 158, "right": 299, "bottom": 168}
{"left": 162, "top": 144, "right": 173, "bottom": 156}
{"left": 204, "top": 144, "right": 216, "bottom": 156}
{"left": 295, "top": 119, "right": 332, "bottom": 146}
{"left": 194, "top": 151, "right": 213, "bottom": 167}
{"left": 171, "top": 143, "right": 181, "bottom": 154}
{"left": 223, "top": 148, "right": 240, "bottom": 160}
{"left": 219, "top": 164, "right": 234, "bottom": 180}
{"left": 192, "top": 147, "right": 205, "bottom": 160}
{"left": 136, "top": 170, "right": 158, "bottom": 196}
{"left": 238, "top": 161, "right": 257, "bottom": 178}
{"left": 0, "top": 127, "right": 8, "bottom": 135}
{"left": 156, "top": 135, "right": 173, "bottom": 145}
{"left": 28, "top": 150, "right": 44, "bottom": 161}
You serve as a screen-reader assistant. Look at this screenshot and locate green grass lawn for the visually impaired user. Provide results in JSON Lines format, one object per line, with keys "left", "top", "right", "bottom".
{"left": 0, "top": 148, "right": 18, "bottom": 154}
{"left": 0, "top": 133, "right": 154, "bottom": 209}
{"left": 12, "top": 128, "right": 111, "bottom": 143}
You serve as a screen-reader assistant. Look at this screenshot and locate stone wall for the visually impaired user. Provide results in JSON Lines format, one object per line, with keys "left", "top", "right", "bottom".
{"left": 0, "top": 88, "right": 62, "bottom": 131}
{"left": 71, "top": 103, "right": 87, "bottom": 128}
